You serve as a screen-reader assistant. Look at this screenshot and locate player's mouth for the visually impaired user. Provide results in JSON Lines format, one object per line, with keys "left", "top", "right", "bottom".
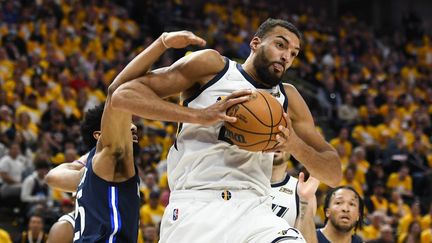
{"left": 340, "top": 215, "right": 351, "bottom": 222}
{"left": 272, "top": 62, "right": 284, "bottom": 72}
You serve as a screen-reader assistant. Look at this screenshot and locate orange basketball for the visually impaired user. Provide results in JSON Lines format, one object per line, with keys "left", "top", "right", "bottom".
{"left": 224, "top": 90, "right": 287, "bottom": 152}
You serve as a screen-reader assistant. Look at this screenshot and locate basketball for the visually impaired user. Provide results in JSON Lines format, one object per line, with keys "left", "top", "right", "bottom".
{"left": 224, "top": 90, "right": 287, "bottom": 152}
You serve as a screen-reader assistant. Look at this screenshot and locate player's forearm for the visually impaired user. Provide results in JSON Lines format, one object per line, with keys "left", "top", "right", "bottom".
{"left": 45, "top": 163, "right": 84, "bottom": 192}
{"left": 111, "top": 81, "right": 201, "bottom": 123}
{"left": 295, "top": 200, "right": 318, "bottom": 243}
{"left": 108, "top": 35, "right": 167, "bottom": 94}
{"left": 289, "top": 138, "right": 342, "bottom": 187}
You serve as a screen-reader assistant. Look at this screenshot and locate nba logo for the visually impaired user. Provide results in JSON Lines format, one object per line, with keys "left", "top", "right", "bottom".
{"left": 173, "top": 208, "right": 179, "bottom": 221}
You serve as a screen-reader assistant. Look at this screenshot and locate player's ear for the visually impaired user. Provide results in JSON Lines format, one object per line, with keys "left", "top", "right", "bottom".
{"left": 250, "top": 37, "right": 261, "bottom": 51}
{"left": 325, "top": 208, "right": 330, "bottom": 218}
{"left": 93, "top": 131, "right": 101, "bottom": 140}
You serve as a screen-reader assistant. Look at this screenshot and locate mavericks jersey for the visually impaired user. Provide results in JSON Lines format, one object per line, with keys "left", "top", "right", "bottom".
{"left": 270, "top": 174, "right": 299, "bottom": 227}
{"left": 73, "top": 148, "right": 140, "bottom": 243}
{"left": 167, "top": 57, "right": 288, "bottom": 196}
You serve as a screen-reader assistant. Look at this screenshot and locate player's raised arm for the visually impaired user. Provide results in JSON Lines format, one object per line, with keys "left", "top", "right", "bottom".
{"left": 111, "top": 37, "right": 251, "bottom": 125}
{"left": 270, "top": 84, "right": 342, "bottom": 187}
{"left": 295, "top": 173, "right": 319, "bottom": 243}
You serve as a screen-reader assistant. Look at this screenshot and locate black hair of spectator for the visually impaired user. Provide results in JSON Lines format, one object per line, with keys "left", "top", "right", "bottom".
{"left": 80, "top": 102, "right": 105, "bottom": 151}
{"left": 254, "top": 18, "right": 303, "bottom": 47}
{"left": 34, "top": 160, "right": 50, "bottom": 170}
{"left": 323, "top": 185, "right": 364, "bottom": 231}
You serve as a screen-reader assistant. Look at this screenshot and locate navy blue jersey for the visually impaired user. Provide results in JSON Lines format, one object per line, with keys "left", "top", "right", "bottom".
{"left": 316, "top": 229, "right": 363, "bottom": 243}
{"left": 73, "top": 148, "right": 140, "bottom": 243}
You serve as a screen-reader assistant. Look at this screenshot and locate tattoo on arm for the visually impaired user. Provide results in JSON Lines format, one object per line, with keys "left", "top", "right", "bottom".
{"left": 299, "top": 201, "right": 308, "bottom": 220}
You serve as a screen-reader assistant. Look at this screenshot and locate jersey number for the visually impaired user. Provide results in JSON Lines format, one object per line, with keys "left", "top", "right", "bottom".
{"left": 272, "top": 203, "right": 289, "bottom": 217}
{"left": 73, "top": 189, "right": 86, "bottom": 241}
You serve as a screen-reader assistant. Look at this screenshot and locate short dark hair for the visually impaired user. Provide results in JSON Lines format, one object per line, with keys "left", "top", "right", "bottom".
{"left": 80, "top": 102, "right": 105, "bottom": 151}
{"left": 255, "top": 18, "right": 303, "bottom": 44}
{"left": 323, "top": 186, "right": 364, "bottom": 231}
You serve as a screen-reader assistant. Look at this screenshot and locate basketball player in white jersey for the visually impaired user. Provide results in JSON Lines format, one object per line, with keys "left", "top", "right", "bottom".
{"left": 271, "top": 151, "right": 300, "bottom": 227}
{"left": 112, "top": 18, "right": 342, "bottom": 242}
{"left": 271, "top": 151, "right": 320, "bottom": 243}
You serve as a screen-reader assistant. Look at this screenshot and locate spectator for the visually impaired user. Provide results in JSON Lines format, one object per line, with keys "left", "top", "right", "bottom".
{"left": 137, "top": 223, "right": 158, "bottom": 243}
{"left": 398, "top": 201, "right": 422, "bottom": 236}
{"left": 140, "top": 191, "right": 165, "bottom": 226}
{"left": 386, "top": 165, "right": 413, "bottom": 198}
{"left": 14, "top": 214, "right": 48, "bottom": 243}
{"left": 360, "top": 211, "right": 386, "bottom": 241}
{"left": 317, "top": 74, "right": 342, "bottom": 119}
{"left": 20, "top": 161, "right": 51, "bottom": 216}
{"left": 0, "top": 142, "right": 27, "bottom": 204}
{"left": 367, "top": 224, "right": 395, "bottom": 243}
{"left": 365, "top": 182, "right": 388, "bottom": 214}
{"left": 398, "top": 220, "right": 422, "bottom": 243}
{"left": 0, "top": 227, "right": 12, "bottom": 243}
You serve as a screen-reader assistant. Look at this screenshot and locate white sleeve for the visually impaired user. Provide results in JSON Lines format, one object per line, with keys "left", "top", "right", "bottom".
{"left": 20, "top": 176, "right": 40, "bottom": 203}
{"left": 0, "top": 157, "right": 9, "bottom": 172}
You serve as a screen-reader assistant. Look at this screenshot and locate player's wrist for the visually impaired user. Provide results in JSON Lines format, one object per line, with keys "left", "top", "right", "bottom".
{"left": 160, "top": 32, "right": 170, "bottom": 49}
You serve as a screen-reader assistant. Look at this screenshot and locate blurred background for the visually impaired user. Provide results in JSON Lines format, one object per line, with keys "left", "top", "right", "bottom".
{"left": 0, "top": 0, "right": 431, "bottom": 242}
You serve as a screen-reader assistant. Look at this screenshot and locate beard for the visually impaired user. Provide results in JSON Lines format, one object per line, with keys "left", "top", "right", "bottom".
{"left": 330, "top": 216, "right": 357, "bottom": 233}
{"left": 253, "top": 47, "right": 284, "bottom": 87}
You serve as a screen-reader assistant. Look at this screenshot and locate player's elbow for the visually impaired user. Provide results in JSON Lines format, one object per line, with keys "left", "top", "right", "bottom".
{"left": 110, "top": 86, "right": 130, "bottom": 111}
{"left": 44, "top": 170, "right": 56, "bottom": 187}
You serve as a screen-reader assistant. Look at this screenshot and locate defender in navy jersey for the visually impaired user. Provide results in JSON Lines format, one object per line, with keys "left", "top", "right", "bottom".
{"left": 46, "top": 102, "right": 141, "bottom": 243}
{"left": 73, "top": 147, "right": 140, "bottom": 242}
{"left": 316, "top": 186, "right": 364, "bottom": 243}
{"left": 71, "top": 98, "right": 141, "bottom": 243}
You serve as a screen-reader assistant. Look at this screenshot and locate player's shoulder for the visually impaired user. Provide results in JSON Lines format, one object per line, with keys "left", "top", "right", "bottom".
{"left": 282, "top": 83, "right": 300, "bottom": 96}
{"left": 184, "top": 49, "right": 226, "bottom": 72}
{"left": 271, "top": 174, "right": 298, "bottom": 188}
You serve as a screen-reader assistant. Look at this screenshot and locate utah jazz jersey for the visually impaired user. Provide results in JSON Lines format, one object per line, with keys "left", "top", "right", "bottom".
{"left": 73, "top": 148, "right": 140, "bottom": 243}
{"left": 167, "top": 57, "right": 288, "bottom": 196}
{"left": 270, "top": 174, "right": 299, "bottom": 227}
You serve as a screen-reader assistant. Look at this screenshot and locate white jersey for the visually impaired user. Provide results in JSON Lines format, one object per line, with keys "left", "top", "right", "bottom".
{"left": 58, "top": 211, "right": 75, "bottom": 228}
{"left": 167, "top": 58, "right": 288, "bottom": 196}
{"left": 270, "top": 174, "right": 299, "bottom": 227}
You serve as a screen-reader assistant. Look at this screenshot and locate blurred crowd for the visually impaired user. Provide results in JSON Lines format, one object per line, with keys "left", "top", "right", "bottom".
{"left": 0, "top": 0, "right": 431, "bottom": 242}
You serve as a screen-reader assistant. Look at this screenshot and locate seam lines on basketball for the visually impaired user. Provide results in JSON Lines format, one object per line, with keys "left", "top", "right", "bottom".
{"left": 237, "top": 139, "right": 280, "bottom": 148}
{"left": 258, "top": 91, "right": 274, "bottom": 150}
{"left": 225, "top": 124, "right": 275, "bottom": 135}
{"left": 237, "top": 139, "right": 277, "bottom": 148}
{"left": 239, "top": 103, "right": 273, "bottom": 127}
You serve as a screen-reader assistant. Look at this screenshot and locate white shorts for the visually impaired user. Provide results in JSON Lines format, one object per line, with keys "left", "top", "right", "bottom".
{"left": 159, "top": 190, "right": 305, "bottom": 243}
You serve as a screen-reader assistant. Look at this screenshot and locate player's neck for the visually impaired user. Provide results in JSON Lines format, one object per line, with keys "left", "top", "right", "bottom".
{"left": 271, "top": 163, "right": 288, "bottom": 183}
{"left": 321, "top": 225, "right": 353, "bottom": 243}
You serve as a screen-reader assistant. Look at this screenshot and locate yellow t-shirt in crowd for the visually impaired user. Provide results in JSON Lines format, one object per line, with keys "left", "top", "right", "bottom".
{"left": 139, "top": 204, "right": 165, "bottom": 225}
{"left": 386, "top": 173, "right": 412, "bottom": 193}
